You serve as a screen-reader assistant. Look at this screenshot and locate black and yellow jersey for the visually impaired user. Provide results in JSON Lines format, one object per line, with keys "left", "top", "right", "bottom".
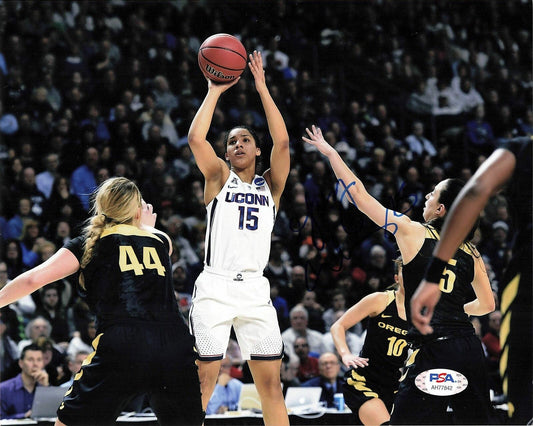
{"left": 359, "top": 290, "right": 409, "bottom": 382}
{"left": 66, "top": 224, "right": 182, "bottom": 330}
{"left": 403, "top": 225, "right": 476, "bottom": 343}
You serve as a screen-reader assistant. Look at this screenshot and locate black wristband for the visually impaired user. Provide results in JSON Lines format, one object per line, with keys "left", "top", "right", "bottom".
{"left": 424, "top": 257, "right": 448, "bottom": 284}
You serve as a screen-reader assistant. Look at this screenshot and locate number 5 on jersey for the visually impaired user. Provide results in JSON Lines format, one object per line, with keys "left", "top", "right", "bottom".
{"left": 439, "top": 258, "right": 457, "bottom": 293}
{"left": 119, "top": 246, "right": 165, "bottom": 276}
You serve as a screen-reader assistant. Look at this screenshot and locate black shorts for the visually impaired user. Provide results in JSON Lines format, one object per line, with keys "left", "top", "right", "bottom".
{"left": 57, "top": 322, "right": 204, "bottom": 426}
{"left": 391, "top": 334, "right": 490, "bottom": 425}
{"left": 343, "top": 367, "right": 398, "bottom": 420}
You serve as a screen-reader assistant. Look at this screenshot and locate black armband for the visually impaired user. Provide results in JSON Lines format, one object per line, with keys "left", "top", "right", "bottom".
{"left": 424, "top": 257, "right": 448, "bottom": 284}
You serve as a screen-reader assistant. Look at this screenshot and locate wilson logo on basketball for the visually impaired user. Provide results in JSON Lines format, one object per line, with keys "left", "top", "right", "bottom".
{"left": 204, "top": 64, "right": 234, "bottom": 80}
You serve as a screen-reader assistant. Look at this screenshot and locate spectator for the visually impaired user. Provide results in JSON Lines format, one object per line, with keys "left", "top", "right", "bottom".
{"left": 34, "top": 284, "right": 70, "bottom": 347}
{"left": 280, "top": 265, "right": 307, "bottom": 309}
{"left": 479, "top": 221, "right": 512, "bottom": 284}
{"left": 0, "top": 254, "right": 35, "bottom": 324}
{"left": 0, "top": 344, "right": 49, "bottom": 419}
{"left": 404, "top": 121, "right": 437, "bottom": 159}
{"left": 18, "top": 219, "right": 41, "bottom": 269}
{"left": 5, "top": 196, "right": 34, "bottom": 240}
{"left": 0, "top": 261, "right": 24, "bottom": 342}
{"left": 17, "top": 317, "right": 55, "bottom": 354}
{"left": 361, "top": 245, "right": 395, "bottom": 295}
{"left": 163, "top": 215, "right": 200, "bottom": 268}
{"left": 452, "top": 76, "right": 484, "bottom": 114}
{"left": 79, "top": 103, "right": 111, "bottom": 146}
{"left": 70, "top": 146, "right": 99, "bottom": 211}
{"left": 297, "top": 290, "right": 325, "bottom": 333}
{"left": 282, "top": 305, "right": 325, "bottom": 362}
{"left": 264, "top": 237, "right": 292, "bottom": 289}
{"left": 270, "top": 281, "right": 290, "bottom": 331}
{"left": 4, "top": 239, "right": 28, "bottom": 282}
{"left": 35, "top": 336, "right": 67, "bottom": 386}
{"left": 171, "top": 260, "right": 194, "bottom": 297}
{"left": 35, "top": 153, "right": 60, "bottom": 199}
{"left": 205, "top": 357, "right": 243, "bottom": 415}
{"left": 141, "top": 107, "right": 179, "bottom": 149}
{"left": 151, "top": 75, "right": 179, "bottom": 116}
{"left": 465, "top": 105, "right": 495, "bottom": 157}
{"left": 263, "top": 36, "right": 290, "bottom": 74}
{"left": 48, "top": 220, "right": 74, "bottom": 251}
{"left": 322, "top": 289, "right": 347, "bottom": 332}
{"left": 293, "top": 336, "right": 319, "bottom": 382}
{"left": 60, "top": 351, "right": 89, "bottom": 389}
{"left": 482, "top": 310, "right": 502, "bottom": 363}
{"left": 44, "top": 176, "right": 86, "bottom": 230}
{"left": 41, "top": 73, "right": 62, "bottom": 113}
{"left": 301, "top": 352, "right": 343, "bottom": 408}
{"left": 0, "top": 314, "right": 21, "bottom": 382}
{"left": 482, "top": 310, "right": 503, "bottom": 396}
{"left": 406, "top": 78, "right": 434, "bottom": 116}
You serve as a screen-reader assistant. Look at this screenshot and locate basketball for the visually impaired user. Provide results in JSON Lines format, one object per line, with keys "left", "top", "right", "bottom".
{"left": 198, "top": 33, "right": 247, "bottom": 83}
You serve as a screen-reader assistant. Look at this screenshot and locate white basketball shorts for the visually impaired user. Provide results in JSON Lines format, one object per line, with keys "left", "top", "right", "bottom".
{"left": 189, "top": 267, "right": 283, "bottom": 361}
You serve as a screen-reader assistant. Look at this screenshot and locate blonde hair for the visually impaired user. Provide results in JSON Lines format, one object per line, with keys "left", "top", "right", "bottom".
{"left": 79, "top": 177, "right": 142, "bottom": 288}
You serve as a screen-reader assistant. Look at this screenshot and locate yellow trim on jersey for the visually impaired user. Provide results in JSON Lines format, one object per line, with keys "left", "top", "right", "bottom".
{"left": 67, "top": 333, "right": 104, "bottom": 390}
{"left": 424, "top": 225, "right": 476, "bottom": 256}
{"left": 385, "top": 289, "right": 395, "bottom": 306}
{"left": 499, "top": 273, "right": 519, "bottom": 402}
{"left": 398, "top": 349, "right": 420, "bottom": 383}
{"left": 101, "top": 224, "right": 163, "bottom": 243}
{"left": 405, "top": 348, "right": 419, "bottom": 367}
{"left": 501, "top": 274, "right": 520, "bottom": 314}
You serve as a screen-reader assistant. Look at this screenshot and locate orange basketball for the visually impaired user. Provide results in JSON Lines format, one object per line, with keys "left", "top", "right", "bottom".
{"left": 198, "top": 33, "right": 247, "bottom": 83}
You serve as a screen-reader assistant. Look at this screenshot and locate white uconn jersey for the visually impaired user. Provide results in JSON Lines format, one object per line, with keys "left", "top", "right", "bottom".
{"left": 204, "top": 171, "right": 276, "bottom": 272}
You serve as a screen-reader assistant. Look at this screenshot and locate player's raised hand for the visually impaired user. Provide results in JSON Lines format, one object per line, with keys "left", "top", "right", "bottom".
{"left": 207, "top": 75, "right": 240, "bottom": 94}
{"left": 248, "top": 50, "right": 266, "bottom": 90}
{"left": 140, "top": 200, "right": 157, "bottom": 228}
{"left": 302, "top": 125, "right": 336, "bottom": 156}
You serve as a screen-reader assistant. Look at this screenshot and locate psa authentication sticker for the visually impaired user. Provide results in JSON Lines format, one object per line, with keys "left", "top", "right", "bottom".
{"left": 415, "top": 369, "right": 468, "bottom": 396}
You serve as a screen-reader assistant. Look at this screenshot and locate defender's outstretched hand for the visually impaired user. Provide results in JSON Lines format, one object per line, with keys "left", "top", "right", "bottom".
{"left": 302, "top": 125, "right": 336, "bottom": 156}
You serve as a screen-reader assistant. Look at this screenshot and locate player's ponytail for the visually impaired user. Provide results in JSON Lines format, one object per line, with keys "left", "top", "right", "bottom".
{"left": 79, "top": 177, "right": 142, "bottom": 289}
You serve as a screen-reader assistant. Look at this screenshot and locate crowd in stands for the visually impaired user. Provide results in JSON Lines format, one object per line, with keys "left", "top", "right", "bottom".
{"left": 0, "top": 0, "right": 531, "bottom": 414}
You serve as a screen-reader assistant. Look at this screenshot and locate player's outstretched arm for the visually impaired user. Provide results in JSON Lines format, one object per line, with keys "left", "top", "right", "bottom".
{"left": 249, "top": 51, "right": 290, "bottom": 203}
{"left": 331, "top": 292, "right": 387, "bottom": 368}
{"left": 0, "top": 249, "right": 79, "bottom": 308}
{"left": 188, "top": 77, "right": 239, "bottom": 183}
{"left": 302, "top": 125, "right": 416, "bottom": 239}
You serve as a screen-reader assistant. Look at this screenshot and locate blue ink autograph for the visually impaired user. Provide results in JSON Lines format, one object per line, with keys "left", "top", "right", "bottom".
{"left": 288, "top": 178, "right": 419, "bottom": 291}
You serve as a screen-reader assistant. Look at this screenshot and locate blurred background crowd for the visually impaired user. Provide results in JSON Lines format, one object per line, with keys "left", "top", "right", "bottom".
{"left": 0, "top": 0, "right": 530, "bottom": 410}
